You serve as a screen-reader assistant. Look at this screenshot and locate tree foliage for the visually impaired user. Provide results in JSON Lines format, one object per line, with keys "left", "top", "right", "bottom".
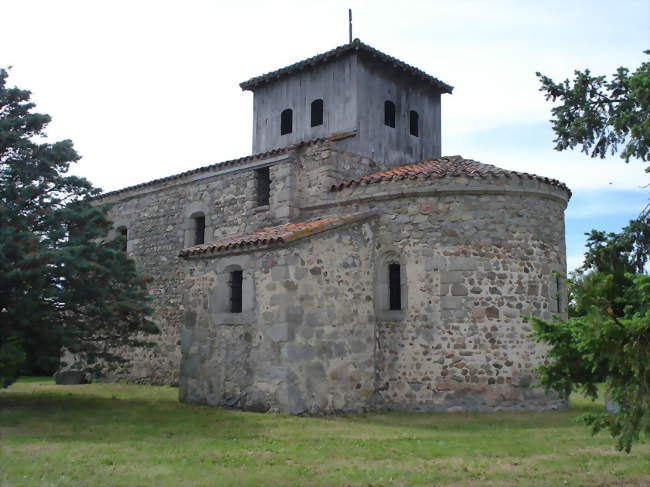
{"left": 0, "top": 68, "right": 158, "bottom": 388}
{"left": 531, "top": 211, "right": 650, "bottom": 453}
{"left": 536, "top": 51, "right": 649, "bottom": 166}
{"left": 534, "top": 54, "right": 650, "bottom": 452}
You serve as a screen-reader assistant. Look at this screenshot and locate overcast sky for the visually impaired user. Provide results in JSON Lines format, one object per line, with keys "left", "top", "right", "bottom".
{"left": 2, "top": 0, "right": 648, "bottom": 271}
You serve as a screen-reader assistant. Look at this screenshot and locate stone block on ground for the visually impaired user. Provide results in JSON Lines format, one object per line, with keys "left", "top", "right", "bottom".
{"left": 54, "top": 370, "right": 89, "bottom": 385}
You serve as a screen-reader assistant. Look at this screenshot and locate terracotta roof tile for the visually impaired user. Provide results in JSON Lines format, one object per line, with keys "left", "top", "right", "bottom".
{"left": 179, "top": 213, "right": 374, "bottom": 258}
{"left": 240, "top": 39, "right": 453, "bottom": 94}
{"left": 330, "top": 155, "right": 571, "bottom": 195}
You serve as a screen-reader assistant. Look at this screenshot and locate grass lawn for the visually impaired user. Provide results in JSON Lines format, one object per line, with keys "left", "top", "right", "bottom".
{"left": 0, "top": 378, "right": 648, "bottom": 487}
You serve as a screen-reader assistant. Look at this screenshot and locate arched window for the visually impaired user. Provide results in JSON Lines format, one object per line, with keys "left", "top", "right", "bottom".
{"left": 280, "top": 109, "right": 293, "bottom": 135}
{"left": 117, "top": 227, "right": 127, "bottom": 253}
{"left": 375, "top": 251, "right": 407, "bottom": 320}
{"left": 388, "top": 263, "right": 402, "bottom": 310}
{"left": 230, "top": 270, "right": 243, "bottom": 313}
{"left": 184, "top": 206, "right": 210, "bottom": 248}
{"left": 310, "top": 99, "right": 323, "bottom": 127}
{"left": 193, "top": 214, "right": 206, "bottom": 245}
{"left": 256, "top": 167, "right": 271, "bottom": 206}
{"left": 409, "top": 110, "right": 419, "bottom": 137}
{"left": 384, "top": 100, "right": 396, "bottom": 128}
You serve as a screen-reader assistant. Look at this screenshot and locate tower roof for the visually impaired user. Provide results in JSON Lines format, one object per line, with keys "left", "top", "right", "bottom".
{"left": 240, "top": 38, "right": 453, "bottom": 94}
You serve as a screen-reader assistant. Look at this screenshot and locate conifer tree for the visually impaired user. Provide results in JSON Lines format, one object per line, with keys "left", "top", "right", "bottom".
{"left": 536, "top": 51, "right": 649, "bottom": 168}
{"left": 0, "top": 68, "right": 158, "bottom": 387}
{"left": 532, "top": 53, "right": 649, "bottom": 452}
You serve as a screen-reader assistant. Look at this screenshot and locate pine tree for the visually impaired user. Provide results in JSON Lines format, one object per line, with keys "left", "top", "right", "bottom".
{"left": 0, "top": 68, "right": 158, "bottom": 387}
{"left": 533, "top": 53, "right": 649, "bottom": 452}
{"left": 536, "top": 51, "right": 649, "bottom": 167}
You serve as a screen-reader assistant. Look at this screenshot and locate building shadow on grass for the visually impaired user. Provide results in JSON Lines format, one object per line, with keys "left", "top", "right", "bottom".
{"left": 0, "top": 391, "right": 268, "bottom": 445}
{"left": 1, "top": 381, "right": 605, "bottom": 444}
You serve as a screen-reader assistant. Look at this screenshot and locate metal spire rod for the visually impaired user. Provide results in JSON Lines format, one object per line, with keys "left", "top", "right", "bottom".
{"left": 349, "top": 9, "right": 353, "bottom": 43}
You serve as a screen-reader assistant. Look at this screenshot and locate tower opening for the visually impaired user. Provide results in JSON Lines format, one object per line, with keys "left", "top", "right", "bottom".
{"left": 409, "top": 110, "right": 419, "bottom": 137}
{"left": 280, "top": 109, "right": 293, "bottom": 135}
{"left": 384, "top": 100, "right": 396, "bottom": 128}
{"left": 311, "top": 99, "right": 323, "bottom": 127}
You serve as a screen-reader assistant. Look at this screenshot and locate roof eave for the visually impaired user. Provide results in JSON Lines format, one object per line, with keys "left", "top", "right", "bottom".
{"left": 179, "top": 212, "right": 378, "bottom": 259}
{"left": 239, "top": 39, "right": 453, "bottom": 94}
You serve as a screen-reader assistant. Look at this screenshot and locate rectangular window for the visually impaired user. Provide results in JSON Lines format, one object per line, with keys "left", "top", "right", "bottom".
{"left": 384, "top": 100, "right": 396, "bottom": 128}
{"left": 556, "top": 276, "right": 562, "bottom": 313}
{"left": 281, "top": 109, "right": 293, "bottom": 135}
{"left": 194, "top": 215, "right": 205, "bottom": 245}
{"left": 311, "top": 99, "right": 323, "bottom": 127}
{"left": 256, "top": 167, "right": 271, "bottom": 206}
{"left": 230, "top": 270, "right": 243, "bottom": 313}
{"left": 409, "top": 110, "right": 419, "bottom": 137}
{"left": 119, "top": 228, "right": 127, "bottom": 253}
{"left": 388, "top": 263, "right": 401, "bottom": 310}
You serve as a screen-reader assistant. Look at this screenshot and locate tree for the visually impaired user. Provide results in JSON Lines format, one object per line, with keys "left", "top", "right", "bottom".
{"left": 0, "top": 68, "right": 158, "bottom": 388}
{"left": 532, "top": 54, "right": 650, "bottom": 452}
{"left": 530, "top": 213, "right": 650, "bottom": 452}
{"left": 536, "top": 51, "right": 649, "bottom": 166}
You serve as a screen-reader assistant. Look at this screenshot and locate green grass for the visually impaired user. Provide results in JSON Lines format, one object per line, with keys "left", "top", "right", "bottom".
{"left": 1, "top": 378, "right": 648, "bottom": 486}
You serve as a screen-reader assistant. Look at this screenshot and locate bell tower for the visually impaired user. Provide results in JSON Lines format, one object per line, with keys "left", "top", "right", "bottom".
{"left": 240, "top": 39, "right": 453, "bottom": 165}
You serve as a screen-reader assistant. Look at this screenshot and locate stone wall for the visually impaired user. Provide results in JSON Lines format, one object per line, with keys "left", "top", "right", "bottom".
{"left": 179, "top": 220, "right": 378, "bottom": 414}
{"left": 178, "top": 171, "right": 569, "bottom": 413}
{"left": 98, "top": 139, "right": 379, "bottom": 384}
{"left": 101, "top": 158, "right": 286, "bottom": 383}
{"left": 99, "top": 137, "right": 570, "bottom": 414}
{"left": 311, "top": 174, "right": 568, "bottom": 411}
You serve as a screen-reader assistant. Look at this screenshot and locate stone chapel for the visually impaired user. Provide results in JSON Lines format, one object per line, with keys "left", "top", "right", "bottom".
{"left": 99, "top": 39, "right": 570, "bottom": 414}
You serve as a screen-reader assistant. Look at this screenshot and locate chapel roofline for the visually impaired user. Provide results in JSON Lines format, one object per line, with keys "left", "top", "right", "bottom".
{"left": 179, "top": 212, "right": 377, "bottom": 258}
{"left": 239, "top": 38, "right": 454, "bottom": 94}
{"left": 96, "top": 144, "right": 571, "bottom": 202}
{"left": 93, "top": 136, "right": 333, "bottom": 201}
{"left": 330, "top": 155, "right": 572, "bottom": 197}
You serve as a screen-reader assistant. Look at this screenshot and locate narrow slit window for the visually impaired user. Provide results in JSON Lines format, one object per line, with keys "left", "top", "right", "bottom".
{"left": 280, "top": 108, "right": 293, "bottom": 135}
{"left": 256, "top": 167, "right": 271, "bottom": 206}
{"left": 409, "top": 110, "right": 419, "bottom": 137}
{"left": 388, "top": 263, "right": 401, "bottom": 310}
{"left": 118, "top": 228, "right": 127, "bottom": 253}
{"left": 310, "top": 99, "right": 323, "bottom": 127}
{"left": 230, "top": 270, "right": 243, "bottom": 313}
{"left": 194, "top": 215, "right": 205, "bottom": 245}
{"left": 384, "top": 100, "right": 396, "bottom": 128}
{"left": 555, "top": 276, "right": 562, "bottom": 313}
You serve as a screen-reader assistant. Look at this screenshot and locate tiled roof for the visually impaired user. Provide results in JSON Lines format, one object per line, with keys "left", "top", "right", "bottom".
{"left": 240, "top": 38, "right": 453, "bottom": 94}
{"left": 179, "top": 213, "right": 374, "bottom": 258}
{"left": 330, "top": 155, "right": 571, "bottom": 195}
{"left": 96, "top": 137, "right": 329, "bottom": 200}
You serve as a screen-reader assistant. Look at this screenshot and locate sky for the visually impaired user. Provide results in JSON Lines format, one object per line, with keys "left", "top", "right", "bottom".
{"left": 1, "top": 0, "right": 648, "bottom": 272}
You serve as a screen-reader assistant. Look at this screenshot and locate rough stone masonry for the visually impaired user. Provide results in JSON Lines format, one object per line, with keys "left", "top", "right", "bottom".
{"left": 97, "top": 40, "right": 570, "bottom": 414}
